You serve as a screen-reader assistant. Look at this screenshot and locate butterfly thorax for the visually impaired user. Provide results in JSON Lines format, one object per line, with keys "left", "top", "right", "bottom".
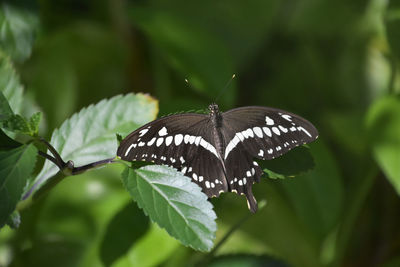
{"left": 209, "top": 103, "right": 225, "bottom": 160}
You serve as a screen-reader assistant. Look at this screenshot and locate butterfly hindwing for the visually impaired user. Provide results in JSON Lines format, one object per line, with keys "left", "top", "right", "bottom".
{"left": 117, "top": 113, "right": 228, "bottom": 197}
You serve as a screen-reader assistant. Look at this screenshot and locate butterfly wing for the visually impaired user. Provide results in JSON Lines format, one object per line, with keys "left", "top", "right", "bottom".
{"left": 220, "top": 106, "right": 319, "bottom": 212}
{"left": 117, "top": 113, "right": 228, "bottom": 197}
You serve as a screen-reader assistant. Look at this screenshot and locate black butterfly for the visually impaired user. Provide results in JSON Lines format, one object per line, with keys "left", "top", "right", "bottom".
{"left": 117, "top": 104, "right": 318, "bottom": 212}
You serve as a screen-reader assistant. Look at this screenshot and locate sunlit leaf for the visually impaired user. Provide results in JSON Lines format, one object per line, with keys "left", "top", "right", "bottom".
{"left": 121, "top": 165, "right": 217, "bottom": 252}
{"left": 0, "top": 144, "right": 37, "bottom": 227}
{"left": 367, "top": 96, "right": 400, "bottom": 195}
{"left": 0, "top": 3, "right": 39, "bottom": 62}
{"left": 30, "top": 93, "right": 158, "bottom": 195}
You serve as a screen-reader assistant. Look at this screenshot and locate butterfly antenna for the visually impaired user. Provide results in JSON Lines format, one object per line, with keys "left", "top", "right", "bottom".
{"left": 215, "top": 74, "right": 236, "bottom": 103}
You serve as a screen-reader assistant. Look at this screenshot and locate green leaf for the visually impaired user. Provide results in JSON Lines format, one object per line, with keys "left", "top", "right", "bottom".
{"left": 0, "top": 128, "right": 20, "bottom": 150}
{"left": 30, "top": 93, "right": 158, "bottom": 195}
{"left": 6, "top": 210, "right": 20, "bottom": 229}
{"left": 0, "top": 143, "right": 37, "bottom": 227}
{"left": 121, "top": 165, "right": 217, "bottom": 252}
{"left": 367, "top": 96, "right": 400, "bottom": 195}
{"left": 259, "top": 146, "right": 315, "bottom": 179}
{"left": 28, "top": 111, "right": 41, "bottom": 135}
{"left": 0, "top": 52, "right": 24, "bottom": 114}
{"left": 100, "top": 202, "right": 150, "bottom": 266}
{"left": 0, "top": 90, "right": 13, "bottom": 120}
{"left": 0, "top": 3, "right": 39, "bottom": 62}
{"left": 279, "top": 141, "right": 344, "bottom": 239}
{"left": 1, "top": 114, "right": 30, "bottom": 134}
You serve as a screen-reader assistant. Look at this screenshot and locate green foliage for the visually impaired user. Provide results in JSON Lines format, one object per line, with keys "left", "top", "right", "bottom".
{"left": 0, "top": 3, "right": 38, "bottom": 62}
{"left": 31, "top": 93, "right": 158, "bottom": 195}
{"left": 0, "top": 144, "right": 37, "bottom": 227}
{"left": 367, "top": 96, "right": 400, "bottom": 195}
{"left": 100, "top": 202, "right": 150, "bottom": 266}
{"left": 122, "top": 165, "right": 217, "bottom": 252}
{"left": 0, "top": 128, "right": 20, "bottom": 150}
{"left": 259, "top": 146, "right": 315, "bottom": 179}
{"left": 1, "top": 0, "right": 400, "bottom": 266}
{"left": 0, "top": 52, "right": 23, "bottom": 113}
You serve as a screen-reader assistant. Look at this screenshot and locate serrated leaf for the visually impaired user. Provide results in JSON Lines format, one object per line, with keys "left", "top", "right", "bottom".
{"left": 0, "top": 143, "right": 37, "bottom": 228}
{"left": 0, "top": 51, "right": 23, "bottom": 114}
{"left": 0, "top": 3, "right": 39, "bottom": 62}
{"left": 28, "top": 111, "right": 41, "bottom": 135}
{"left": 100, "top": 202, "right": 150, "bottom": 266}
{"left": 259, "top": 146, "right": 315, "bottom": 179}
{"left": 121, "top": 165, "right": 217, "bottom": 251}
{"left": 367, "top": 96, "right": 400, "bottom": 195}
{"left": 30, "top": 93, "right": 158, "bottom": 195}
{"left": 2, "top": 114, "right": 30, "bottom": 134}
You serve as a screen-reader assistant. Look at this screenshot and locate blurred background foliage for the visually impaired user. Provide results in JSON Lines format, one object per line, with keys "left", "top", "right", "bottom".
{"left": 1, "top": 0, "right": 400, "bottom": 266}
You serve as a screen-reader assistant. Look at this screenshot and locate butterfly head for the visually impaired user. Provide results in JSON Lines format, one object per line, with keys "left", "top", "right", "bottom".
{"left": 208, "top": 103, "right": 220, "bottom": 115}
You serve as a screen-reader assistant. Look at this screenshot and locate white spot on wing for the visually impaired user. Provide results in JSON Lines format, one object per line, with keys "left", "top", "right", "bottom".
{"left": 147, "top": 137, "right": 156, "bottom": 146}
{"left": 199, "top": 138, "right": 219, "bottom": 158}
{"left": 124, "top": 144, "right": 135, "bottom": 156}
{"left": 272, "top": 127, "right": 280, "bottom": 135}
{"left": 165, "top": 136, "right": 173, "bottom": 146}
{"left": 180, "top": 156, "right": 185, "bottom": 164}
{"left": 263, "top": 127, "right": 272, "bottom": 137}
{"left": 184, "top": 135, "right": 190, "bottom": 144}
{"left": 156, "top": 138, "right": 164, "bottom": 147}
{"left": 139, "top": 129, "right": 149, "bottom": 137}
{"left": 205, "top": 181, "right": 210, "bottom": 188}
{"left": 175, "top": 134, "right": 183, "bottom": 145}
{"left": 299, "top": 126, "right": 312, "bottom": 137}
{"left": 279, "top": 125, "right": 288, "bottom": 133}
{"left": 281, "top": 114, "right": 292, "bottom": 121}
{"left": 158, "top": 127, "right": 168, "bottom": 136}
{"left": 258, "top": 149, "right": 264, "bottom": 157}
{"left": 253, "top": 127, "right": 263, "bottom": 138}
{"left": 265, "top": 116, "right": 274, "bottom": 125}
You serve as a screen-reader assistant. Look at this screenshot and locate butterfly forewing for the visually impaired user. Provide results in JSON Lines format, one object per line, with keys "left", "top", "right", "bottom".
{"left": 221, "top": 106, "right": 318, "bottom": 161}
{"left": 117, "top": 113, "right": 228, "bottom": 197}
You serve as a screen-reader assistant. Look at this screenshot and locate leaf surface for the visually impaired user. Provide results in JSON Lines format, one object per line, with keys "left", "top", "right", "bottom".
{"left": 30, "top": 93, "right": 158, "bottom": 194}
{"left": 0, "top": 143, "right": 37, "bottom": 227}
{"left": 121, "top": 165, "right": 217, "bottom": 251}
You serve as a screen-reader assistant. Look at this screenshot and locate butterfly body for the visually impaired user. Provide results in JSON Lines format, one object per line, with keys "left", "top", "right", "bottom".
{"left": 117, "top": 104, "right": 318, "bottom": 212}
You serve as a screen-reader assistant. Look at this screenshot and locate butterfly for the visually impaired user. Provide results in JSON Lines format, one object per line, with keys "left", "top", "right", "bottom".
{"left": 117, "top": 104, "right": 318, "bottom": 212}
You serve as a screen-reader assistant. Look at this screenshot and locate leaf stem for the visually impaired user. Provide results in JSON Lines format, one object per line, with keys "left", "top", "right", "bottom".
{"left": 22, "top": 137, "right": 117, "bottom": 201}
